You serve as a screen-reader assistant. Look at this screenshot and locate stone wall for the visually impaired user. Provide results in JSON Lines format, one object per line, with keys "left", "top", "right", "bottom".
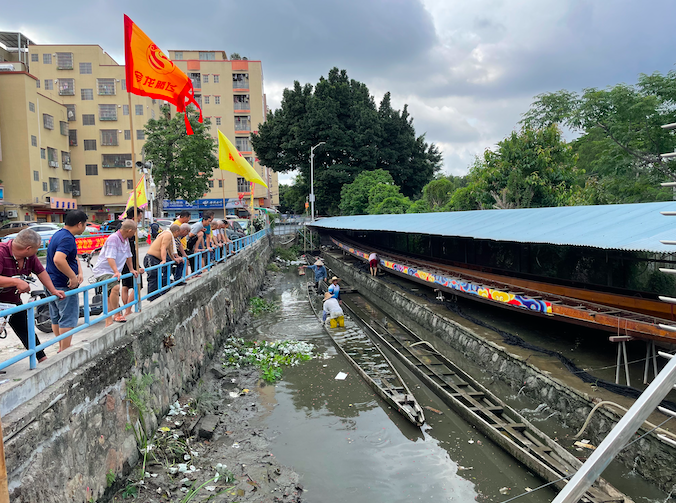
{"left": 324, "top": 252, "right": 676, "bottom": 493}
{"left": 3, "top": 236, "right": 272, "bottom": 503}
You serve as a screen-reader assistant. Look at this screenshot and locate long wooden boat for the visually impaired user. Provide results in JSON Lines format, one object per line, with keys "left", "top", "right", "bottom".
{"left": 306, "top": 281, "right": 425, "bottom": 427}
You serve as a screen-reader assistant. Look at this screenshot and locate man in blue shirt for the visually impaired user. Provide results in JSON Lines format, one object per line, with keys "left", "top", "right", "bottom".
{"left": 301, "top": 259, "right": 327, "bottom": 292}
{"left": 328, "top": 276, "right": 341, "bottom": 301}
{"left": 47, "top": 210, "right": 87, "bottom": 352}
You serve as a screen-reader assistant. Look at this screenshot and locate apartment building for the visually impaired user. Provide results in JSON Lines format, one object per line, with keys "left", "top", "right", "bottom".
{"left": 166, "top": 50, "right": 278, "bottom": 219}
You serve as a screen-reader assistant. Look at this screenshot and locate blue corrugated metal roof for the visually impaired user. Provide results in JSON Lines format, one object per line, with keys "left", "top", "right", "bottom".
{"left": 309, "top": 202, "right": 676, "bottom": 253}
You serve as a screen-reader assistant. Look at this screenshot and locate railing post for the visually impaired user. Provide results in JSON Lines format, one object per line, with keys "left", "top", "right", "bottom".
{"left": 83, "top": 290, "right": 90, "bottom": 325}
{"left": 27, "top": 306, "right": 36, "bottom": 369}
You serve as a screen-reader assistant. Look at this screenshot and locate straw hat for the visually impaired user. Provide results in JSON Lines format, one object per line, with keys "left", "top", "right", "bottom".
{"left": 330, "top": 276, "right": 340, "bottom": 282}
{"left": 323, "top": 292, "right": 333, "bottom": 300}
{"left": 314, "top": 259, "right": 324, "bottom": 266}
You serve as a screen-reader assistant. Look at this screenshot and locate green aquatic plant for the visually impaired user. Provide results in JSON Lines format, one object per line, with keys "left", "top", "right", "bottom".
{"left": 222, "top": 339, "right": 314, "bottom": 382}
{"left": 248, "top": 297, "right": 277, "bottom": 315}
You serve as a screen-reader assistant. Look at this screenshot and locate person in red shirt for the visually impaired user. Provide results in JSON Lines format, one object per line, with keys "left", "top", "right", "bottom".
{"left": 0, "top": 229, "right": 65, "bottom": 362}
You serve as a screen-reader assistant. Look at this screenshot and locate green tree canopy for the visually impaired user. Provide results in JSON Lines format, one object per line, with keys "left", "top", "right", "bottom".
{"left": 143, "top": 105, "right": 216, "bottom": 212}
{"left": 339, "top": 169, "right": 395, "bottom": 215}
{"left": 367, "top": 183, "right": 411, "bottom": 214}
{"left": 252, "top": 68, "right": 442, "bottom": 215}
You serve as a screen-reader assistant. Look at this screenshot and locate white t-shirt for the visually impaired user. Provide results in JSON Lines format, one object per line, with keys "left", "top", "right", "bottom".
{"left": 323, "top": 297, "right": 343, "bottom": 316}
{"left": 92, "top": 231, "right": 132, "bottom": 276}
{"left": 369, "top": 253, "right": 378, "bottom": 261}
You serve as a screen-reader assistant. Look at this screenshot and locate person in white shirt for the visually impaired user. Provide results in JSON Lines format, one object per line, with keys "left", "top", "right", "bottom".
{"left": 369, "top": 252, "right": 379, "bottom": 276}
{"left": 322, "top": 292, "right": 344, "bottom": 327}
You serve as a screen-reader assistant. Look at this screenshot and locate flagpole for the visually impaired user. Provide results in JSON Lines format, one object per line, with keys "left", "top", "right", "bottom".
{"left": 220, "top": 169, "right": 226, "bottom": 220}
{"left": 127, "top": 92, "right": 141, "bottom": 312}
{"left": 250, "top": 182, "right": 254, "bottom": 227}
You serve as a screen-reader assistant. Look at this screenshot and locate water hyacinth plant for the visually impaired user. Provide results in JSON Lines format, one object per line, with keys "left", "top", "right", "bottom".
{"left": 222, "top": 338, "right": 315, "bottom": 382}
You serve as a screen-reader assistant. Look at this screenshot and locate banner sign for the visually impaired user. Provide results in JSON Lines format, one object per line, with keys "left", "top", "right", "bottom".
{"left": 163, "top": 198, "right": 228, "bottom": 210}
{"left": 50, "top": 197, "right": 77, "bottom": 210}
{"left": 75, "top": 235, "right": 108, "bottom": 254}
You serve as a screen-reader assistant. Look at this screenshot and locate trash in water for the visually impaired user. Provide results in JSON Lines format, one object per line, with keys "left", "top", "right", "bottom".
{"left": 335, "top": 372, "right": 348, "bottom": 380}
{"left": 457, "top": 466, "right": 473, "bottom": 471}
{"left": 229, "top": 392, "right": 240, "bottom": 398}
{"left": 499, "top": 487, "right": 511, "bottom": 495}
{"left": 423, "top": 406, "right": 443, "bottom": 415}
{"left": 574, "top": 441, "right": 595, "bottom": 450}
{"left": 232, "top": 442, "right": 240, "bottom": 449}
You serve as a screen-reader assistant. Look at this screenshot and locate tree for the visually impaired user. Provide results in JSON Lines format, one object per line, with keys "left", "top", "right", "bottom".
{"left": 367, "top": 183, "right": 411, "bottom": 214}
{"left": 522, "top": 71, "right": 676, "bottom": 201}
{"left": 143, "top": 105, "right": 216, "bottom": 212}
{"left": 252, "top": 68, "right": 442, "bottom": 215}
{"left": 339, "top": 169, "right": 395, "bottom": 215}
{"left": 446, "top": 125, "right": 583, "bottom": 211}
{"left": 278, "top": 175, "right": 308, "bottom": 214}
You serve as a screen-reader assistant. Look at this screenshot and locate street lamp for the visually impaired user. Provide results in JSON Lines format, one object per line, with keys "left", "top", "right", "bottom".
{"left": 310, "top": 142, "right": 325, "bottom": 222}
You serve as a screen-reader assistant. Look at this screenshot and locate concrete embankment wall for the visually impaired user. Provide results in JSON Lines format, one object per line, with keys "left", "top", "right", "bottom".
{"left": 3, "top": 236, "right": 272, "bottom": 503}
{"left": 324, "top": 252, "right": 676, "bottom": 493}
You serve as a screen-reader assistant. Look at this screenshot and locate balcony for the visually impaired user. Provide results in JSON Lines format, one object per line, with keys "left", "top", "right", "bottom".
{"left": 63, "top": 164, "right": 72, "bottom": 171}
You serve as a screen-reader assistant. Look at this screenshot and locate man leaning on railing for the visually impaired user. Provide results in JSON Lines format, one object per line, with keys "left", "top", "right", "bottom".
{"left": 0, "top": 229, "right": 65, "bottom": 363}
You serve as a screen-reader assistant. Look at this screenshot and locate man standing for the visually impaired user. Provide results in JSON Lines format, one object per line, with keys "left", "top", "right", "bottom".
{"left": 0, "top": 229, "right": 65, "bottom": 361}
{"left": 186, "top": 211, "right": 214, "bottom": 273}
{"left": 121, "top": 207, "right": 143, "bottom": 319}
{"left": 144, "top": 224, "right": 181, "bottom": 300}
{"left": 328, "top": 276, "right": 341, "bottom": 301}
{"left": 369, "top": 252, "right": 379, "bottom": 277}
{"left": 173, "top": 223, "right": 191, "bottom": 283}
{"left": 92, "top": 220, "right": 141, "bottom": 326}
{"left": 301, "top": 259, "right": 327, "bottom": 291}
{"left": 46, "top": 210, "right": 87, "bottom": 352}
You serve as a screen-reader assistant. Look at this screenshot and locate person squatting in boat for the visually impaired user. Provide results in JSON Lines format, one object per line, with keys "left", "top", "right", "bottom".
{"left": 322, "top": 291, "right": 344, "bottom": 328}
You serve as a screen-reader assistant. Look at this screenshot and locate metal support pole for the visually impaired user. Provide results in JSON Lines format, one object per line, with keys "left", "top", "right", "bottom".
{"left": 552, "top": 352, "right": 676, "bottom": 503}
{"left": 310, "top": 150, "right": 314, "bottom": 222}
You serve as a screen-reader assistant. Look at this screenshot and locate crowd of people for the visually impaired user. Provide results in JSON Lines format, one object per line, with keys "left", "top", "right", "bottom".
{"left": 0, "top": 208, "right": 252, "bottom": 363}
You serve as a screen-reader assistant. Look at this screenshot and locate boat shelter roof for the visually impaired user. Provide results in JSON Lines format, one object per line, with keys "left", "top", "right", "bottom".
{"left": 309, "top": 202, "right": 676, "bottom": 253}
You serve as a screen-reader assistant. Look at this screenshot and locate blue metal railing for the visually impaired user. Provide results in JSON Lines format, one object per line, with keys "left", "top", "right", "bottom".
{"left": 0, "top": 228, "right": 269, "bottom": 371}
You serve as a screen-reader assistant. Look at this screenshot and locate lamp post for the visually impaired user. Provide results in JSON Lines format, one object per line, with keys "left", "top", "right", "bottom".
{"left": 310, "top": 142, "right": 325, "bottom": 222}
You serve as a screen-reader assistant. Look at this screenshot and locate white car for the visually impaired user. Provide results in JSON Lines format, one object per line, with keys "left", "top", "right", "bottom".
{"left": 2, "top": 224, "right": 60, "bottom": 243}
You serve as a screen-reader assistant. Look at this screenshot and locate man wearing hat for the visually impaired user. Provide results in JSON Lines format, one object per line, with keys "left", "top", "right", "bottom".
{"left": 328, "top": 276, "right": 341, "bottom": 301}
{"left": 301, "top": 258, "right": 327, "bottom": 292}
{"left": 322, "top": 291, "right": 344, "bottom": 328}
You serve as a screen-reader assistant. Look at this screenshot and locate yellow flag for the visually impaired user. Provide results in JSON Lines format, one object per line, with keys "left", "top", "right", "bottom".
{"left": 124, "top": 174, "right": 148, "bottom": 211}
{"left": 218, "top": 129, "right": 268, "bottom": 188}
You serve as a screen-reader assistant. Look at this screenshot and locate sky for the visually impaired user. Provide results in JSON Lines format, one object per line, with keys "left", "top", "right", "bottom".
{"left": 5, "top": 0, "right": 676, "bottom": 185}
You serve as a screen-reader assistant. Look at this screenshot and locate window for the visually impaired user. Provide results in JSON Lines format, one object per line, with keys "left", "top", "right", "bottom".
{"left": 152, "top": 99, "right": 156, "bottom": 105}
{"left": 244, "top": 156, "right": 254, "bottom": 166}
{"left": 235, "top": 137, "right": 251, "bottom": 152}
{"left": 36, "top": 80, "right": 40, "bottom": 89}
{"left": 31, "top": 53, "right": 38, "bottom": 62}
{"left": 47, "top": 148, "right": 58, "bottom": 166}
{"left": 101, "top": 130, "right": 118, "bottom": 146}
{"left": 82, "top": 114, "right": 95, "bottom": 126}
{"left": 43, "top": 53, "right": 52, "bottom": 64}
{"left": 85, "top": 164, "right": 98, "bottom": 176}
{"left": 29, "top": 102, "right": 35, "bottom": 113}
{"left": 237, "top": 177, "right": 249, "bottom": 192}
{"left": 174, "top": 51, "right": 183, "bottom": 60}
{"left": 151, "top": 109, "right": 155, "bottom": 119}
{"left": 234, "top": 94, "right": 249, "bottom": 110}
{"left": 34, "top": 171, "right": 40, "bottom": 181}
{"left": 203, "top": 74, "right": 209, "bottom": 84}
{"left": 218, "top": 180, "right": 223, "bottom": 188}
{"left": 189, "top": 73, "right": 201, "bottom": 88}
{"left": 215, "top": 117, "right": 221, "bottom": 126}
{"left": 208, "top": 180, "right": 214, "bottom": 188}
{"left": 79, "top": 62, "right": 92, "bottom": 74}
{"left": 122, "top": 104, "right": 129, "bottom": 116}
{"left": 199, "top": 52, "right": 215, "bottom": 60}
{"left": 43, "top": 182, "right": 48, "bottom": 192}
{"left": 97, "top": 78, "right": 115, "bottom": 95}
{"left": 135, "top": 104, "right": 144, "bottom": 115}
{"left": 43, "top": 114, "right": 54, "bottom": 130}
{"left": 102, "top": 153, "right": 131, "bottom": 168}
{"left": 204, "top": 96, "right": 210, "bottom": 105}
{"left": 195, "top": 95, "right": 202, "bottom": 107}
{"left": 234, "top": 116, "right": 251, "bottom": 131}
{"left": 49, "top": 177, "right": 59, "bottom": 192}
{"left": 66, "top": 104, "right": 76, "bottom": 121}
{"left": 63, "top": 180, "right": 72, "bottom": 193}
{"left": 136, "top": 130, "right": 145, "bottom": 140}
{"left": 81, "top": 89, "right": 93, "bottom": 100}
{"left": 31, "top": 135, "right": 38, "bottom": 147}
{"left": 84, "top": 139, "right": 97, "bottom": 151}
{"left": 69, "top": 129, "right": 77, "bottom": 146}
{"left": 98, "top": 104, "right": 117, "bottom": 121}
{"left": 213, "top": 74, "right": 219, "bottom": 83}
{"left": 121, "top": 79, "right": 126, "bottom": 91}
{"left": 40, "top": 148, "right": 45, "bottom": 159}
{"left": 214, "top": 96, "right": 220, "bottom": 105}
{"left": 232, "top": 73, "right": 249, "bottom": 89}
{"left": 58, "top": 78, "right": 75, "bottom": 96}
{"left": 104, "top": 180, "right": 122, "bottom": 196}
{"left": 124, "top": 130, "right": 131, "bottom": 140}
{"left": 56, "top": 52, "right": 73, "bottom": 70}
{"left": 59, "top": 121, "right": 68, "bottom": 136}
{"left": 61, "top": 151, "right": 70, "bottom": 167}
{"left": 127, "top": 180, "right": 134, "bottom": 190}
{"left": 44, "top": 79, "right": 53, "bottom": 90}
{"left": 71, "top": 180, "right": 81, "bottom": 196}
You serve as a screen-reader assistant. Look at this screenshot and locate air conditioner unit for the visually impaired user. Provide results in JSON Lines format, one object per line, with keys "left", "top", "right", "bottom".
{"left": 125, "top": 160, "right": 133, "bottom": 167}
{"left": 7, "top": 210, "right": 17, "bottom": 218}
{"left": 49, "top": 161, "right": 59, "bottom": 168}
{"left": 118, "top": 105, "right": 122, "bottom": 108}
{"left": 63, "top": 164, "right": 72, "bottom": 171}
{"left": 72, "top": 190, "right": 80, "bottom": 197}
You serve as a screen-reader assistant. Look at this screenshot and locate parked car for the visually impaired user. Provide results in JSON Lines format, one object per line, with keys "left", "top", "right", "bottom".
{"left": 0, "top": 221, "right": 39, "bottom": 238}
{"left": 2, "top": 224, "right": 60, "bottom": 243}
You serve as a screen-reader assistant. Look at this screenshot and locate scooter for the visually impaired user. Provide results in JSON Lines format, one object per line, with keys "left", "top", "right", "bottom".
{"left": 31, "top": 250, "right": 104, "bottom": 333}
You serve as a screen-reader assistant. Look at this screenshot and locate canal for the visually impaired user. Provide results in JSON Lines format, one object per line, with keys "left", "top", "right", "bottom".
{"left": 238, "top": 270, "right": 669, "bottom": 502}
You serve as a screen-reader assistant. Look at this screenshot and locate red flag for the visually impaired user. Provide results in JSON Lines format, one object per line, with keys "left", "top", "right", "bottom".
{"left": 124, "top": 15, "right": 202, "bottom": 134}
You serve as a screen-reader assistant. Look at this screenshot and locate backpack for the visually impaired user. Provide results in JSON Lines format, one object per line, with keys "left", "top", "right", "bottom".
{"left": 150, "top": 222, "right": 161, "bottom": 239}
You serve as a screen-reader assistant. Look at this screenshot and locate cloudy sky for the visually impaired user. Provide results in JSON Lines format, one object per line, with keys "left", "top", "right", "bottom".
{"left": 6, "top": 0, "right": 676, "bottom": 184}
